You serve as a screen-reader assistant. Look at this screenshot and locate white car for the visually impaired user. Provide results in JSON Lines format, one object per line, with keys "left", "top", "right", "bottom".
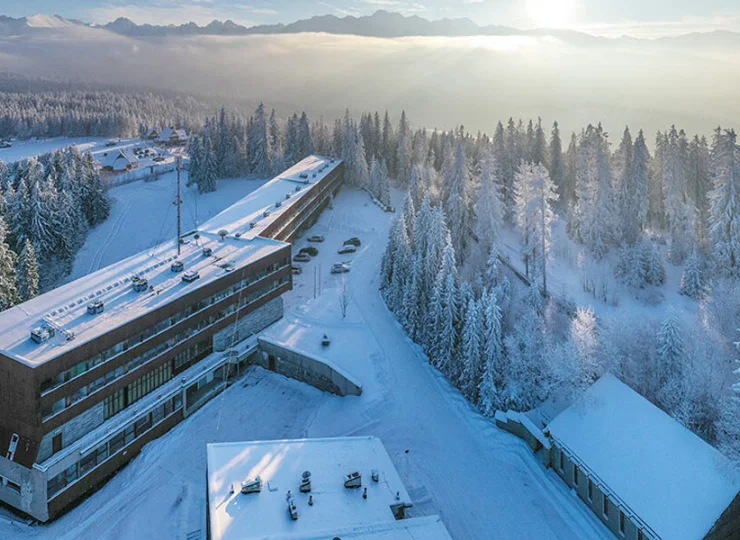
{"left": 338, "top": 245, "right": 357, "bottom": 254}
{"left": 331, "top": 263, "right": 351, "bottom": 274}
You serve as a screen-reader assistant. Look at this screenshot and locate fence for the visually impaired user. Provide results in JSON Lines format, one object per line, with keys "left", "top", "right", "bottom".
{"left": 101, "top": 161, "right": 184, "bottom": 189}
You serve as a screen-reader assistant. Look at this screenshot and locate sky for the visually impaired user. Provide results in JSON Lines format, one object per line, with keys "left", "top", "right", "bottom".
{"left": 2, "top": 0, "right": 740, "bottom": 37}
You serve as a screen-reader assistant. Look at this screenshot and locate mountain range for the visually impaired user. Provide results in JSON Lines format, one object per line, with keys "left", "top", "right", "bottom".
{"left": 0, "top": 11, "right": 738, "bottom": 47}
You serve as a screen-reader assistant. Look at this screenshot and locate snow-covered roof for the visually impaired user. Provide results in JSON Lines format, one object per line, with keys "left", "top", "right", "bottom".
{"left": 320, "top": 516, "right": 452, "bottom": 539}
{"left": 206, "top": 436, "right": 416, "bottom": 540}
{"left": 201, "top": 155, "right": 341, "bottom": 241}
{"left": 546, "top": 374, "right": 740, "bottom": 540}
{"left": 0, "top": 233, "right": 286, "bottom": 367}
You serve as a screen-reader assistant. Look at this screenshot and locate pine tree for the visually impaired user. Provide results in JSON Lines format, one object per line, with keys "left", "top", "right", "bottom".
{"left": 444, "top": 140, "right": 472, "bottom": 262}
{"left": 408, "top": 164, "right": 426, "bottom": 210}
{"left": 429, "top": 232, "right": 458, "bottom": 374}
{"left": 478, "top": 288, "right": 503, "bottom": 415}
{"left": 663, "top": 126, "right": 694, "bottom": 263}
{"left": 378, "top": 159, "right": 391, "bottom": 208}
{"left": 17, "top": 238, "right": 39, "bottom": 301}
{"left": 656, "top": 314, "right": 685, "bottom": 411}
{"left": 680, "top": 250, "right": 706, "bottom": 299}
{"left": 396, "top": 111, "right": 412, "bottom": 185}
{"left": 474, "top": 148, "right": 504, "bottom": 258}
{"left": 0, "top": 216, "right": 19, "bottom": 310}
{"left": 200, "top": 135, "right": 218, "bottom": 193}
{"left": 249, "top": 103, "right": 271, "bottom": 178}
{"left": 563, "top": 132, "right": 578, "bottom": 215}
{"left": 459, "top": 296, "right": 483, "bottom": 401}
{"left": 709, "top": 129, "right": 740, "bottom": 278}
{"left": 298, "top": 112, "right": 314, "bottom": 160}
{"left": 549, "top": 121, "right": 564, "bottom": 207}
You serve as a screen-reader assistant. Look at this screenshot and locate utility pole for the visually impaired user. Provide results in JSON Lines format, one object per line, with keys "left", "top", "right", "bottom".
{"left": 176, "top": 156, "right": 182, "bottom": 256}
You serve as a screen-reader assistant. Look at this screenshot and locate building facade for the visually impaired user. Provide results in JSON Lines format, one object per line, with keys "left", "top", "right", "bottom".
{"left": 0, "top": 156, "right": 344, "bottom": 521}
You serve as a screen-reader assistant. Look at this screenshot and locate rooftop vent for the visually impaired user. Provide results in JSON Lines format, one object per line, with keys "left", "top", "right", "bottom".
{"left": 275, "top": 201, "right": 282, "bottom": 208}
{"left": 202, "top": 247, "right": 213, "bottom": 257}
{"left": 312, "top": 173, "right": 317, "bottom": 178}
{"left": 285, "top": 193, "right": 292, "bottom": 200}
{"left": 295, "top": 186, "right": 302, "bottom": 192}
{"left": 249, "top": 221, "right": 257, "bottom": 230}
{"left": 182, "top": 270, "right": 200, "bottom": 283}
{"left": 299, "top": 173, "right": 308, "bottom": 179}
{"left": 218, "top": 229, "right": 228, "bottom": 242}
{"left": 371, "top": 469, "right": 379, "bottom": 483}
{"left": 344, "top": 471, "right": 361, "bottom": 489}
{"left": 300, "top": 471, "right": 312, "bottom": 493}
{"left": 263, "top": 209, "right": 271, "bottom": 218}
{"left": 287, "top": 495, "right": 298, "bottom": 520}
{"left": 30, "top": 326, "right": 55, "bottom": 344}
{"left": 171, "top": 260, "right": 184, "bottom": 273}
{"left": 235, "top": 232, "right": 242, "bottom": 239}
{"left": 87, "top": 300, "right": 105, "bottom": 315}
{"left": 241, "top": 476, "right": 262, "bottom": 494}
{"left": 132, "top": 276, "right": 149, "bottom": 292}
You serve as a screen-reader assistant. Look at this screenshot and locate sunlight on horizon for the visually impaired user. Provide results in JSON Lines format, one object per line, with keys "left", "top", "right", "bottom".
{"left": 526, "top": 0, "right": 577, "bottom": 29}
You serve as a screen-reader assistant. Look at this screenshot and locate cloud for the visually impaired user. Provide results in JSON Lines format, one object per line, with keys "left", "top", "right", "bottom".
{"left": 581, "top": 12, "right": 740, "bottom": 38}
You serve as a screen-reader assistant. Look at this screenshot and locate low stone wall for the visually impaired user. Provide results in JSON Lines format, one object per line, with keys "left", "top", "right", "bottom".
{"left": 213, "top": 297, "right": 284, "bottom": 352}
{"left": 256, "top": 338, "right": 362, "bottom": 397}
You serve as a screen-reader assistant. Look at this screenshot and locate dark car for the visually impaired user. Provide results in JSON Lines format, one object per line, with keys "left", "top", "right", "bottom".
{"left": 300, "top": 247, "right": 319, "bottom": 257}
{"left": 293, "top": 253, "right": 311, "bottom": 262}
{"left": 344, "top": 237, "right": 361, "bottom": 247}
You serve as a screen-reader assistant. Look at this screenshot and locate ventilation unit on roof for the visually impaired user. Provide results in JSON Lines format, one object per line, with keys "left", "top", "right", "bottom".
{"left": 241, "top": 476, "right": 262, "bottom": 494}
{"left": 218, "top": 230, "right": 228, "bottom": 242}
{"left": 287, "top": 496, "right": 298, "bottom": 520}
{"left": 295, "top": 186, "right": 302, "bottom": 192}
{"left": 263, "top": 209, "right": 271, "bottom": 218}
{"left": 132, "top": 276, "right": 149, "bottom": 292}
{"left": 87, "top": 301, "right": 104, "bottom": 315}
{"left": 299, "top": 471, "right": 312, "bottom": 493}
{"left": 312, "top": 173, "right": 317, "bottom": 178}
{"left": 285, "top": 193, "right": 291, "bottom": 200}
{"left": 30, "top": 326, "right": 54, "bottom": 344}
{"left": 344, "top": 471, "right": 361, "bottom": 489}
{"left": 182, "top": 270, "right": 200, "bottom": 283}
{"left": 299, "top": 173, "right": 308, "bottom": 179}
{"left": 249, "top": 221, "right": 257, "bottom": 230}
{"left": 371, "top": 469, "right": 379, "bottom": 482}
{"left": 202, "top": 247, "right": 213, "bottom": 257}
{"left": 275, "top": 201, "right": 282, "bottom": 208}
{"left": 235, "top": 232, "right": 242, "bottom": 238}
{"left": 170, "top": 260, "right": 184, "bottom": 273}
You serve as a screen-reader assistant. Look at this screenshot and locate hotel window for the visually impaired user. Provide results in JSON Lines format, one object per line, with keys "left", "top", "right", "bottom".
{"left": 637, "top": 529, "right": 643, "bottom": 540}
{"left": 603, "top": 495, "right": 609, "bottom": 519}
{"left": 559, "top": 450, "right": 564, "bottom": 471}
{"left": 619, "top": 511, "right": 625, "bottom": 535}
{"left": 587, "top": 479, "right": 593, "bottom": 501}
{"left": 573, "top": 465, "right": 579, "bottom": 486}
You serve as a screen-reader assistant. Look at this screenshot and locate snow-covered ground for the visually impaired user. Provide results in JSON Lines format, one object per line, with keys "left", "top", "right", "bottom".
{"left": 0, "top": 185, "right": 612, "bottom": 539}
{"left": 0, "top": 137, "right": 107, "bottom": 163}
{"left": 66, "top": 171, "right": 268, "bottom": 282}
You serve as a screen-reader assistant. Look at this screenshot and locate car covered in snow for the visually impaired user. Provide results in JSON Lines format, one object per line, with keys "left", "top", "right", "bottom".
{"left": 337, "top": 245, "right": 357, "bottom": 254}
{"left": 293, "top": 253, "right": 311, "bottom": 262}
{"left": 343, "top": 237, "right": 361, "bottom": 247}
{"left": 299, "top": 246, "right": 319, "bottom": 256}
{"left": 291, "top": 265, "right": 303, "bottom": 275}
{"left": 331, "top": 263, "right": 351, "bottom": 274}
{"left": 307, "top": 235, "right": 325, "bottom": 243}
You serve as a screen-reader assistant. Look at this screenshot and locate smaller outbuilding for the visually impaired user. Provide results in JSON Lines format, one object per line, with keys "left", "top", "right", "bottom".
{"left": 545, "top": 374, "right": 740, "bottom": 540}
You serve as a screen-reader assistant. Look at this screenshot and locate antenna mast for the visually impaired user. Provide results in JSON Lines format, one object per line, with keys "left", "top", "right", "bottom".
{"left": 176, "top": 155, "right": 182, "bottom": 256}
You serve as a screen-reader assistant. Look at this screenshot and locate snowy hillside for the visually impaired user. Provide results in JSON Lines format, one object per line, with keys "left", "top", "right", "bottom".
{"left": 0, "top": 137, "right": 105, "bottom": 163}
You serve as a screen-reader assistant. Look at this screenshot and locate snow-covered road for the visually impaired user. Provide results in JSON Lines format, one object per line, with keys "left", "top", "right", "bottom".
{"left": 0, "top": 186, "right": 610, "bottom": 539}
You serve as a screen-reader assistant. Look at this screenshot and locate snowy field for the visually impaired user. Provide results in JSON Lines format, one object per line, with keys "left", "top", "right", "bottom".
{"left": 0, "top": 185, "right": 611, "bottom": 539}
{"left": 66, "top": 171, "right": 268, "bottom": 282}
{"left": 0, "top": 137, "right": 107, "bottom": 163}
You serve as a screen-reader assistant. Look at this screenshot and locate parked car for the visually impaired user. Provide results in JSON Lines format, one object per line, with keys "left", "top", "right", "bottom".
{"left": 338, "top": 245, "right": 357, "bottom": 254}
{"left": 344, "top": 237, "right": 361, "bottom": 247}
{"left": 300, "top": 246, "right": 319, "bottom": 257}
{"left": 291, "top": 265, "right": 303, "bottom": 275}
{"left": 307, "top": 235, "right": 325, "bottom": 243}
{"left": 331, "top": 263, "right": 351, "bottom": 274}
{"left": 293, "top": 253, "right": 311, "bottom": 262}
{"left": 0, "top": 141, "right": 13, "bottom": 149}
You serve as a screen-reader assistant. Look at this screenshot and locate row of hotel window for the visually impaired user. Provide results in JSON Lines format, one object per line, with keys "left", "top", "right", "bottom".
{"left": 41, "top": 276, "right": 288, "bottom": 421}
{"left": 272, "top": 174, "right": 341, "bottom": 240}
{"left": 558, "top": 450, "right": 646, "bottom": 540}
{"left": 47, "top": 395, "right": 182, "bottom": 499}
{"left": 40, "top": 260, "right": 288, "bottom": 395}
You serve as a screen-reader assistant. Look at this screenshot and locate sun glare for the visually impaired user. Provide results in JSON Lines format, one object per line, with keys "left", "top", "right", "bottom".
{"left": 526, "top": 0, "right": 577, "bottom": 29}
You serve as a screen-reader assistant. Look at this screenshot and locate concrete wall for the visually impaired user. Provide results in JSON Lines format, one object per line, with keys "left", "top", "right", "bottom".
{"left": 256, "top": 339, "right": 362, "bottom": 397}
{"left": 212, "top": 297, "right": 284, "bottom": 352}
{"left": 550, "top": 444, "right": 649, "bottom": 540}
{"left": 37, "top": 402, "right": 105, "bottom": 463}
{"left": 0, "top": 455, "right": 48, "bottom": 521}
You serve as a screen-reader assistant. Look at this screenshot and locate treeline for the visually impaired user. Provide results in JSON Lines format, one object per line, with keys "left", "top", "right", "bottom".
{"left": 0, "top": 77, "right": 219, "bottom": 139}
{"left": 368, "top": 110, "right": 739, "bottom": 461}
{"left": 0, "top": 148, "right": 110, "bottom": 305}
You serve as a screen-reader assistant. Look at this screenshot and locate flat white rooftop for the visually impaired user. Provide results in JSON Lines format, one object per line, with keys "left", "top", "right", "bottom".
{"left": 206, "top": 436, "right": 418, "bottom": 540}
{"left": 318, "top": 515, "right": 452, "bottom": 540}
{"left": 201, "top": 155, "right": 341, "bottom": 240}
{"left": 547, "top": 374, "right": 740, "bottom": 540}
{"left": 0, "top": 155, "right": 341, "bottom": 367}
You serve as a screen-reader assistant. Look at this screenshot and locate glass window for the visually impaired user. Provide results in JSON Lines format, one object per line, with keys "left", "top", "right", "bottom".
{"left": 619, "top": 511, "right": 625, "bottom": 534}
{"left": 96, "top": 443, "right": 109, "bottom": 464}
{"left": 588, "top": 479, "right": 593, "bottom": 501}
{"left": 603, "top": 495, "right": 609, "bottom": 518}
{"left": 109, "top": 432, "right": 125, "bottom": 455}
{"left": 573, "top": 465, "right": 579, "bottom": 486}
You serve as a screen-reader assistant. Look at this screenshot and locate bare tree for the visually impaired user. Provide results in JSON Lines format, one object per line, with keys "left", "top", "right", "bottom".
{"left": 339, "top": 276, "right": 351, "bottom": 318}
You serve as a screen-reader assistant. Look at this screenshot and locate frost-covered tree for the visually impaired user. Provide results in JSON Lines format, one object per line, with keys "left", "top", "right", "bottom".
{"left": 478, "top": 288, "right": 504, "bottom": 415}
{"left": 474, "top": 148, "right": 504, "bottom": 258}
{"left": 514, "top": 162, "right": 558, "bottom": 293}
{"left": 17, "top": 238, "right": 38, "bottom": 301}
{"left": 656, "top": 314, "right": 686, "bottom": 412}
{"left": 428, "top": 233, "right": 458, "bottom": 374}
{"left": 396, "top": 111, "right": 412, "bottom": 185}
{"left": 199, "top": 135, "right": 218, "bottom": 193}
{"left": 680, "top": 250, "right": 706, "bottom": 300}
{"left": 709, "top": 129, "right": 740, "bottom": 278}
{"left": 249, "top": 103, "right": 271, "bottom": 177}
{"left": 459, "top": 296, "right": 483, "bottom": 401}
{"left": 444, "top": 141, "right": 472, "bottom": 262}
{"left": 549, "top": 122, "right": 564, "bottom": 206}
{"left": 663, "top": 126, "right": 695, "bottom": 263}
{"left": 298, "top": 112, "right": 314, "bottom": 160}
{"left": 408, "top": 164, "right": 426, "bottom": 211}
{"left": 570, "top": 307, "right": 599, "bottom": 385}
{"left": 717, "top": 336, "right": 740, "bottom": 463}
{"left": 0, "top": 216, "right": 18, "bottom": 310}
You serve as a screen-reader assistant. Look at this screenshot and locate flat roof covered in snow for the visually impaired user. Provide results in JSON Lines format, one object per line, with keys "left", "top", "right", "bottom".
{"left": 0, "top": 233, "right": 286, "bottom": 367}
{"left": 206, "top": 436, "right": 418, "bottom": 540}
{"left": 200, "top": 155, "right": 341, "bottom": 240}
{"left": 546, "top": 374, "right": 740, "bottom": 540}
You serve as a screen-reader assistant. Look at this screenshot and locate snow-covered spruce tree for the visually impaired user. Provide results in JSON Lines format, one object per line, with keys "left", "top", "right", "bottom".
{"left": 81, "top": 153, "right": 110, "bottom": 226}
{"left": 549, "top": 122, "right": 564, "bottom": 208}
{"left": 570, "top": 307, "right": 599, "bottom": 385}
{"left": 200, "top": 136, "right": 218, "bottom": 193}
{"left": 459, "top": 296, "right": 483, "bottom": 401}
{"left": 401, "top": 193, "right": 416, "bottom": 245}
{"left": 378, "top": 159, "right": 391, "bottom": 208}
{"left": 269, "top": 109, "right": 286, "bottom": 175}
{"left": 717, "top": 335, "right": 740, "bottom": 464}
{"left": 386, "top": 215, "right": 412, "bottom": 313}
{"left": 380, "top": 217, "right": 401, "bottom": 290}
{"left": 248, "top": 103, "right": 271, "bottom": 178}
{"left": 428, "top": 233, "right": 458, "bottom": 374}
{"left": 17, "top": 238, "right": 39, "bottom": 302}
{"left": 298, "top": 112, "right": 314, "bottom": 160}
{"left": 514, "top": 162, "right": 558, "bottom": 293}
{"left": 0, "top": 216, "right": 19, "bottom": 310}
{"left": 284, "top": 114, "right": 300, "bottom": 166}
{"left": 28, "top": 177, "right": 59, "bottom": 262}
{"left": 368, "top": 157, "right": 381, "bottom": 201}
{"left": 616, "top": 126, "right": 640, "bottom": 245}
{"left": 562, "top": 132, "right": 578, "bottom": 215}
{"left": 396, "top": 111, "right": 412, "bottom": 186}
{"left": 663, "top": 126, "right": 695, "bottom": 263}
{"left": 687, "top": 135, "right": 712, "bottom": 250}
{"left": 408, "top": 164, "right": 426, "bottom": 211}
{"left": 656, "top": 314, "right": 686, "bottom": 414}
{"left": 680, "top": 250, "right": 706, "bottom": 300}
{"left": 474, "top": 148, "right": 504, "bottom": 259}
{"left": 400, "top": 258, "right": 422, "bottom": 340}
{"left": 478, "top": 288, "right": 504, "bottom": 415}
{"left": 187, "top": 135, "right": 203, "bottom": 187}
{"left": 444, "top": 140, "right": 472, "bottom": 263}
{"left": 709, "top": 129, "right": 740, "bottom": 279}
{"left": 643, "top": 241, "right": 666, "bottom": 286}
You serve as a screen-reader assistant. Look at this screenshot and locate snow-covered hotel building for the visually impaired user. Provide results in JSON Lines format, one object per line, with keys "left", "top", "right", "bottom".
{"left": 205, "top": 436, "right": 452, "bottom": 540}
{"left": 0, "top": 155, "right": 343, "bottom": 522}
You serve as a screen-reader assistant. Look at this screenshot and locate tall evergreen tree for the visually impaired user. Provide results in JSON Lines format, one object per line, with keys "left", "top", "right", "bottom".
{"left": 709, "top": 129, "right": 740, "bottom": 278}
{"left": 0, "top": 216, "right": 18, "bottom": 310}
{"left": 17, "top": 238, "right": 39, "bottom": 301}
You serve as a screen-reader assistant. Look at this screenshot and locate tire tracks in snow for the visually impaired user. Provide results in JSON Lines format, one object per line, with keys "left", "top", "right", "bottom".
{"left": 87, "top": 197, "right": 134, "bottom": 275}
